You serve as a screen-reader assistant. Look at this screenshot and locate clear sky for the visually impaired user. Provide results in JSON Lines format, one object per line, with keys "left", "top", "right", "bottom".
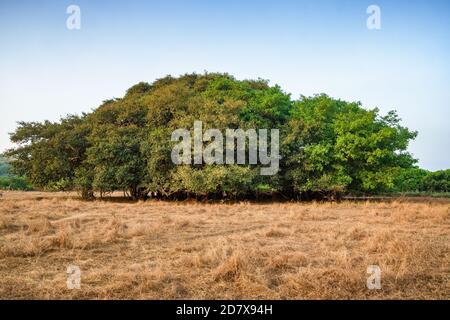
{"left": 0, "top": 0, "right": 449, "bottom": 170}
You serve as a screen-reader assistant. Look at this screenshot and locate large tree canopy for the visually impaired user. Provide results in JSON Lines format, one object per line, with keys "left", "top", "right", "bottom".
{"left": 5, "top": 73, "right": 419, "bottom": 199}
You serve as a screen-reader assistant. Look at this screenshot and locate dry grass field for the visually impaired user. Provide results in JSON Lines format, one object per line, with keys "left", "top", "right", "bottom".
{"left": 0, "top": 191, "right": 448, "bottom": 299}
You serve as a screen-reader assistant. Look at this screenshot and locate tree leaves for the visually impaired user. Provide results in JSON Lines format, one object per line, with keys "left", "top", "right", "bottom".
{"left": 4, "top": 73, "right": 424, "bottom": 199}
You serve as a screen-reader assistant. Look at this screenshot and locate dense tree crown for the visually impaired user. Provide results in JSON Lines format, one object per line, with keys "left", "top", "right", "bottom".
{"left": 5, "top": 73, "right": 440, "bottom": 199}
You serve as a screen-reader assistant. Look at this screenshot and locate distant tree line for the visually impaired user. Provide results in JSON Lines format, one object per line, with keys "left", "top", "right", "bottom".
{"left": 0, "top": 157, "right": 32, "bottom": 191}
{"left": 3, "top": 73, "right": 448, "bottom": 199}
{"left": 393, "top": 167, "right": 449, "bottom": 193}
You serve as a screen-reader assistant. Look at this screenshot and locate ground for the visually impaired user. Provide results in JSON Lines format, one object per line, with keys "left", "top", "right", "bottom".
{"left": 0, "top": 191, "right": 448, "bottom": 299}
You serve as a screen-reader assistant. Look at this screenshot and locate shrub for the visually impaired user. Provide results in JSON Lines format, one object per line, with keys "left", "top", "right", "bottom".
{"left": 0, "top": 176, "right": 33, "bottom": 191}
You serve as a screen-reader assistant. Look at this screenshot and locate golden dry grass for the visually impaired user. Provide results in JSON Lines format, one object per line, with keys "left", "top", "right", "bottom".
{"left": 0, "top": 191, "right": 449, "bottom": 299}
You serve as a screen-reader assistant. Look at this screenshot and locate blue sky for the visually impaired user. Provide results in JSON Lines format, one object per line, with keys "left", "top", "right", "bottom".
{"left": 0, "top": 0, "right": 449, "bottom": 170}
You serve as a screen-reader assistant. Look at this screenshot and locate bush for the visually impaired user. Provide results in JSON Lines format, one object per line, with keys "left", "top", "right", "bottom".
{"left": 392, "top": 168, "right": 449, "bottom": 193}
{"left": 0, "top": 176, "right": 33, "bottom": 191}
{"left": 423, "top": 170, "right": 450, "bottom": 193}
{"left": 393, "top": 167, "right": 429, "bottom": 192}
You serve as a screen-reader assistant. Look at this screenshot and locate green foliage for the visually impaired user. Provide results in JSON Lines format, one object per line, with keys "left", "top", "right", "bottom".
{"left": 6, "top": 73, "right": 428, "bottom": 199}
{"left": 422, "top": 170, "right": 450, "bottom": 193}
{"left": 0, "top": 157, "right": 33, "bottom": 190}
{"left": 170, "top": 165, "right": 259, "bottom": 198}
{"left": 393, "top": 167, "right": 429, "bottom": 192}
{"left": 283, "top": 95, "right": 417, "bottom": 194}
{"left": 0, "top": 176, "right": 32, "bottom": 191}
{"left": 0, "top": 157, "right": 11, "bottom": 176}
{"left": 392, "top": 168, "right": 449, "bottom": 193}
{"left": 5, "top": 115, "right": 90, "bottom": 192}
